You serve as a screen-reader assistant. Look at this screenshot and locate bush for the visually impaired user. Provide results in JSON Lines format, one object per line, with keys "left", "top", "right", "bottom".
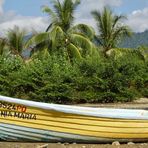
{"left": 0, "top": 48, "right": 147, "bottom": 104}
{"left": 0, "top": 56, "right": 23, "bottom": 96}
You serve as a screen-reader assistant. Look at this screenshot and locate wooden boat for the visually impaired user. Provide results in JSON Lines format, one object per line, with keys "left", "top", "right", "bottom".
{"left": 0, "top": 95, "right": 148, "bottom": 143}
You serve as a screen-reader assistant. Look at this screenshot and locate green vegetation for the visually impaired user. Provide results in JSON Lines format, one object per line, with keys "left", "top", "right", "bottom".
{"left": 26, "top": 0, "right": 95, "bottom": 60}
{"left": 0, "top": 0, "right": 147, "bottom": 104}
{"left": 92, "top": 7, "right": 131, "bottom": 57}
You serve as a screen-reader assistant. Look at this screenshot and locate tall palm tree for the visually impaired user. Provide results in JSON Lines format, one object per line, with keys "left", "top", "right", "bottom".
{"left": 26, "top": 0, "right": 96, "bottom": 60}
{"left": 43, "top": 0, "right": 80, "bottom": 32}
{"left": 6, "top": 26, "right": 27, "bottom": 59}
{"left": 92, "top": 7, "right": 132, "bottom": 57}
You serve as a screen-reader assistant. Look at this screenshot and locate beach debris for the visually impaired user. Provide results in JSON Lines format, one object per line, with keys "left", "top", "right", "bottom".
{"left": 112, "top": 141, "right": 120, "bottom": 146}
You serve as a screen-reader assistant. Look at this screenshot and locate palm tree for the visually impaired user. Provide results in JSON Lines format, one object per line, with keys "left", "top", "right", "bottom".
{"left": 43, "top": 0, "right": 80, "bottom": 32}
{"left": 26, "top": 0, "right": 96, "bottom": 60}
{"left": 6, "top": 26, "right": 27, "bottom": 59}
{"left": 92, "top": 7, "right": 132, "bottom": 57}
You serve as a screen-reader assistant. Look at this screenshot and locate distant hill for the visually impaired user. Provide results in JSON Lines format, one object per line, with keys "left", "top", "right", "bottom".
{"left": 120, "top": 30, "right": 148, "bottom": 48}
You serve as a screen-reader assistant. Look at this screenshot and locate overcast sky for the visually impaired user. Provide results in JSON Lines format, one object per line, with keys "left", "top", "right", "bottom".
{"left": 0, "top": 0, "right": 148, "bottom": 35}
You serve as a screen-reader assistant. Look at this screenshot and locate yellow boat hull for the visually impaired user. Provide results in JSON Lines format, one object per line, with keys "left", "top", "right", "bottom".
{"left": 0, "top": 96, "right": 148, "bottom": 143}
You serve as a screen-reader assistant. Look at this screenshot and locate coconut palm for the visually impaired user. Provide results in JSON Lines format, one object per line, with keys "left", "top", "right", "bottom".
{"left": 6, "top": 26, "right": 28, "bottom": 59}
{"left": 43, "top": 0, "right": 80, "bottom": 32}
{"left": 92, "top": 7, "right": 132, "bottom": 57}
{"left": 26, "top": 0, "right": 96, "bottom": 60}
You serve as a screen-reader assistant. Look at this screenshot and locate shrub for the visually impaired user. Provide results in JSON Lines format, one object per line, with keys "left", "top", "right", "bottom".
{"left": 0, "top": 48, "right": 147, "bottom": 104}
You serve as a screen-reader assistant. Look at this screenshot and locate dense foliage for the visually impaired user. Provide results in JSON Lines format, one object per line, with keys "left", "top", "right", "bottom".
{"left": 0, "top": 49, "right": 147, "bottom": 104}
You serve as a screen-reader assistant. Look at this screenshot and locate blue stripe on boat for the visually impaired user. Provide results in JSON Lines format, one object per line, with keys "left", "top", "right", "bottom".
{"left": 0, "top": 123, "right": 148, "bottom": 143}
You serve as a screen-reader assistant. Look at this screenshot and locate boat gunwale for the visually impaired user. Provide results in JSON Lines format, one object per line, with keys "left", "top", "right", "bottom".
{"left": 0, "top": 95, "right": 148, "bottom": 120}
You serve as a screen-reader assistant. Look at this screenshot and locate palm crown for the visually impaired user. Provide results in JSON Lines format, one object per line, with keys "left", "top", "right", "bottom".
{"left": 43, "top": 0, "right": 80, "bottom": 32}
{"left": 26, "top": 0, "right": 95, "bottom": 60}
{"left": 92, "top": 7, "right": 132, "bottom": 56}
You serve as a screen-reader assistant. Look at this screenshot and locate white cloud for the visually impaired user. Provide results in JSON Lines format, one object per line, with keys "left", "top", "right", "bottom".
{"left": 76, "top": 0, "right": 122, "bottom": 19}
{"left": 0, "top": 14, "right": 49, "bottom": 34}
{"left": 75, "top": 0, "right": 122, "bottom": 31}
{"left": 0, "top": 14, "right": 49, "bottom": 35}
{"left": 0, "top": 0, "right": 49, "bottom": 35}
{"left": 126, "top": 8, "right": 148, "bottom": 32}
{"left": 79, "top": 0, "right": 122, "bottom": 14}
{"left": 75, "top": 0, "right": 148, "bottom": 33}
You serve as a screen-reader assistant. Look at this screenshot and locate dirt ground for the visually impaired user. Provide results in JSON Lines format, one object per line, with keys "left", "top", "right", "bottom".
{"left": 0, "top": 98, "right": 148, "bottom": 148}
{"left": 1, "top": 142, "right": 148, "bottom": 148}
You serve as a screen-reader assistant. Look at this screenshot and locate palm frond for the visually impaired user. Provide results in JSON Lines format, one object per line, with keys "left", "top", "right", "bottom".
{"left": 53, "top": 0, "right": 63, "bottom": 22}
{"left": 30, "top": 40, "right": 51, "bottom": 56}
{"left": 42, "top": 5, "right": 55, "bottom": 16}
{"left": 25, "top": 32, "right": 50, "bottom": 49}
{"left": 31, "top": 47, "right": 50, "bottom": 59}
{"left": 46, "top": 23, "right": 54, "bottom": 32}
{"left": 7, "top": 27, "right": 22, "bottom": 52}
{"left": 42, "top": 5, "right": 58, "bottom": 30}
{"left": 92, "top": 6, "right": 132, "bottom": 55}
{"left": 112, "top": 25, "right": 132, "bottom": 42}
{"left": 43, "top": 0, "right": 80, "bottom": 32}
{"left": 67, "top": 43, "right": 82, "bottom": 59}
{"left": 49, "top": 26, "right": 64, "bottom": 49}
{"left": 71, "top": 33, "right": 93, "bottom": 56}
{"left": 6, "top": 26, "right": 26, "bottom": 57}
{"left": 112, "top": 15, "right": 127, "bottom": 28}
{"left": 69, "top": 24, "right": 95, "bottom": 40}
